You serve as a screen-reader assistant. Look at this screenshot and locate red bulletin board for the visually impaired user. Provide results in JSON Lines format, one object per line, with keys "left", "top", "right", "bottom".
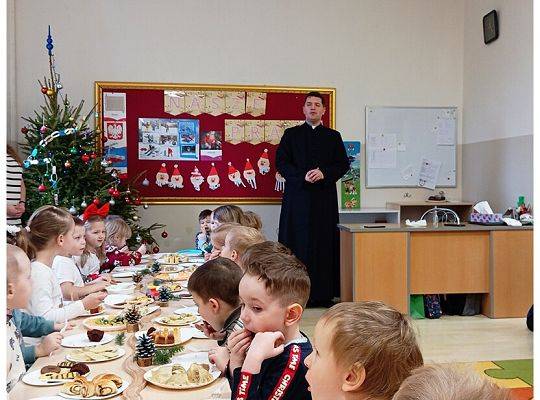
{"left": 94, "top": 82, "right": 335, "bottom": 204}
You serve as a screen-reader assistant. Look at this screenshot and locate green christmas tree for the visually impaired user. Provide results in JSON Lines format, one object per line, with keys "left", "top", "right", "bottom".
{"left": 19, "top": 27, "right": 163, "bottom": 247}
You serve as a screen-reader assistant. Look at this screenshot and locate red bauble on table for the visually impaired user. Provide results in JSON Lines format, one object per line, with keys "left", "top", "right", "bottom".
{"left": 93, "top": 198, "right": 100, "bottom": 205}
{"left": 152, "top": 246, "right": 160, "bottom": 254}
{"left": 161, "top": 231, "right": 168, "bottom": 238}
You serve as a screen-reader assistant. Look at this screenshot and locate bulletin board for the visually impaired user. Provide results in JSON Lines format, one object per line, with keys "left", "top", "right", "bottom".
{"left": 94, "top": 82, "right": 335, "bottom": 204}
{"left": 365, "top": 106, "right": 457, "bottom": 188}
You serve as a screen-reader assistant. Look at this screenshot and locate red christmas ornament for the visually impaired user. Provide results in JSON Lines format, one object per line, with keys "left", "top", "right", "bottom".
{"left": 41, "top": 86, "right": 48, "bottom": 94}
{"left": 81, "top": 154, "right": 90, "bottom": 163}
{"left": 90, "top": 152, "right": 97, "bottom": 159}
{"left": 134, "top": 197, "right": 141, "bottom": 205}
{"left": 161, "top": 231, "right": 168, "bottom": 239}
{"left": 153, "top": 246, "right": 160, "bottom": 254}
{"left": 38, "top": 183, "right": 47, "bottom": 192}
{"left": 64, "top": 160, "right": 72, "bottom": 168}
{"left": 93, "top": 198, "right": 100, "bottom": 206}
{"left": 108, "top": 187, "right": 115, "bottom": 195}
{"left": 21, "top": 127, "right": 28, "bottom": 134}
{"left": 112, "top": 189, "right": 120, "bottom": 198}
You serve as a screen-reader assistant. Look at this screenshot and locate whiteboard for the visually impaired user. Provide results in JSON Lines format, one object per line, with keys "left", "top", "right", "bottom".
{"left": 365, "top": 106, "right": 457, "bottom": 188}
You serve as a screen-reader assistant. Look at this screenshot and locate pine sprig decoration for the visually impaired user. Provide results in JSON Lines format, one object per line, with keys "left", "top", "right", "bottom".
{"left": 136, "top": 334, "right": 156, "bottom": 359}
{"left": 153, "top": 345, "right": 184, "bottom": 365}
{"left": 124, "top": 305, "right": 141, "bottom": 324}
{"left": 150, "top": 262, "right": 161, "bottom": 274}
{"left": 115, "top": 332, "right": 126, "bottom": 346}
{"left": 132, "top": 272, "right": 143, "bottom": 284}
{"left": 158, "top": 286, "right": 174, "bottom": 302}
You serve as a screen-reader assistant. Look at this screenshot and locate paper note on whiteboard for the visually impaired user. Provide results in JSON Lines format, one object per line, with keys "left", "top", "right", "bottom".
{"left": 418, "top": 158, "right": 441, "bottom": 189}
{"left": 435, "top": 117, "right": 455, "bottom": 146}
{"left": 368, "top": 134, "right": 397, "bottom": 169}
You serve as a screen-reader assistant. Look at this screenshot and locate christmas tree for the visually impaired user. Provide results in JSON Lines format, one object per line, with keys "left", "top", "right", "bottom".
{"left": 19, "top": 27, "right": 163, "bottom": 247}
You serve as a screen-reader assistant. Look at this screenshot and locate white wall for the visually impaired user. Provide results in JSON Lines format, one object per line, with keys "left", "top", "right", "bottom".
{"left": 11, "top": 0, "right": 466, "bottom": 250}
{"left": 462, "top": 0, "right": 533, "bottom": 212}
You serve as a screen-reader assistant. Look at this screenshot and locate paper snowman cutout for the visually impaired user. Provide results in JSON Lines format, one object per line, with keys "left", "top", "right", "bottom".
{"left": 275, "top": 171, "right": 285, "bottom": 192}
{"left": 227, "top": 162, "right": 246, "bottom": 187}
{"left": 190, "top": 167, "right": 205, "bottom": 191}
{"left": 257, "top": 149, "right": 270, "bottom": 175}
{"left": 243, "top": 158, "right": 257, "bottom": 189}
{"left": 207, "top": 163, "right": 220, "bottom": 190}
{"left": 155, "top": 163, "right": 169, "bottom": 187}
{"left": 168, "top": 164, "right": 184, "bottom": 189}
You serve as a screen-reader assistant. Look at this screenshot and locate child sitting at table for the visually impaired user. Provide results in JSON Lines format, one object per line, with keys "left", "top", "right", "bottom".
{"left": 220, "top": 226, "right": 265, "bottom": 269}
{"left": 210, "top": 205, "right": 246, "bottom": 230}
{"left": 101, "top": 215, "right": 146, "bottom": 272}
{"left": 243, "top": 210, "right": 263, "bottom": 230}
{"left": 195, "top": 209, "right": 212, "bottom": 253}
{"left": 53, "top": 217, "right": 109, "bottom": 302}
{"left": 187, "top": 257, "right": 244, "bottom": 346}
{"left": 74, "top": 214, "right": 107, "bottom": 281}
{"left": 15, "top": 206, "right": 105, "bottom": 323}
{"left": 304, "top": 301, "right": 424, "bottom": 400}
{"left": 207, "top": 223, "right": 240, "bottom": 260}
{"left": 392, "top": 364, "right": 510, "bottom": 400}
{"left": 6, "top": 244, "right": 70, "bottom": 392}
{"left": 226, "top": 250, "right": 313, "bottom": 399}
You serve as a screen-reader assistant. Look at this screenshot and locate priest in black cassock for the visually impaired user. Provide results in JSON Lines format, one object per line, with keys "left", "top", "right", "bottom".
{"left": 276, "top": 92, "right": 350, "bottom": 307}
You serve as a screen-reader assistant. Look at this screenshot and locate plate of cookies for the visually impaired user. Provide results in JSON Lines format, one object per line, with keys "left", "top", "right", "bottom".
{"left": 59, "top": 373, "right": 128, "bottom": 399}
{"left": 104, "top": 294, "right": 154, "bottom": 309}
{"left": 83, "top": 315, "right": 125, "bottom": 332}
{"left": 157, "top": 253, "right": 189, "bottom": 265}
{"left": 22, "top": 362, "right": 90, "bottom": 386}
{"left": 154, "top": 312, "right": 200, "bottom": 327}
{"left": 67, "top": 344, "right": 126, "bottom": 363}
{"left": 135, "top": 326, "right": 192, "bottom": 347}
{"left": 62, "top": 331, "right": 113, "bottom": 348}
{"left": 154, "top": 271, "right": 192, "bottom": 281}
{"left": 144, "top": 352, "right": 219, "bottom": 389}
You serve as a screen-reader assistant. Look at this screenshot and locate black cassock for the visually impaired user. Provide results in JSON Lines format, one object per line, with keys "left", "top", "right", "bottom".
{"left": 276, "top": 122, "right": 350, "bottom": 304}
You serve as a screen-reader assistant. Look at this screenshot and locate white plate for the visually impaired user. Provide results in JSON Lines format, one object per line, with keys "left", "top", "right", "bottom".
{"left": 111, "top": 271, "right": 135, "bottom": 278}
{"left": 144, "top": 353, "right": 219, "bottom": 390}
{"left": 104, "top": 294, "right": 130, "bottom": 308}
{"left": 181, "top": 326, "right": 207, "bottom": 339}
{"left": 66, "top": 347, "right": 126, "bottom": 363}
{"left": 113, "top": 265, "right": 147, "bottom": 272}
{"left": 58, "top": 380, "right": 129, "bottom": 399}
{"left": 174, "top": 306, "right": 199, "bottom": 316}
{"left": 135, "top": 328, "right": 193, "bottom": 346}
{"left": 154, "top": 314, "right": 201, "bottom": 327}
{"left": 140, "top": 305, "right": 160, "bottom": 317}
{"left": 61, "top": 333, "right": 114, "bottom": 348}
{"left": 22, "top": 370, "right": 88, "bottom": 387}
{"left": 106, "top": 283, "right": 135, "bottom": 295}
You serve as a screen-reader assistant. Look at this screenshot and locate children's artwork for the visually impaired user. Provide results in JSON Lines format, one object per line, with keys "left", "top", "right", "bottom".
{"left": 169, "top": 164, "right": 184, "bottom": 189}
{"left": 243, "top": 159, "right": 257, "bottom": 189}
{"left": 224, "top": 91, "right": 246, "bottom": 116}
{"left": 164, "top": 91, "right": 186, "bottom": 115}
{"left": 246, "top": 92, "right": 267, "bottom": 117}
{"left": 206, "top": 163, "right": 220, "bottom": 190}
{"left": 155, "top": 163, "right": 170, "bottom": 187}
{"left": 190, "top": 167, "right": 204, "bottom": 191}
{"left": 225, "top": 120, "right": 245, "bottom": 144}
{"left": 205, "top": 91, "right": 226, "bottom": 116}
{"left": 257, "top": 149, "right": 270, "bottom": 175}
{"left": 227, "top": 162, "right": 245, "bottom": 187}
{"left": 178, "top": 119, "right": 200, "bottom": 161}
{"left": 244, "top": 120, "right": 265, "bottom": 145}
{"left": 341, "top": 141, "right": 361, "bottom": 209}
{"left": 275, "top": 171, "right": 285, "bottom": 192}
{"left": 138, "top": 118, "right": 180, "bottom": 160}
{"left": 200, "top": 131, "right": 223, "bottom": 161}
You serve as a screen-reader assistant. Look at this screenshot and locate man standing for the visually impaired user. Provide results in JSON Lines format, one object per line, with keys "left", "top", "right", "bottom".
{"left": 276, "top": 92, "right": 350, "bottom": 307}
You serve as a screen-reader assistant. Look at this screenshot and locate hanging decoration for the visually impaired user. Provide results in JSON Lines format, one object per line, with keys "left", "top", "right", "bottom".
{"left": 206, "top": 163, "right": 220, "bottom": 190}
{"left": 243, "top": 159, "right": 257, "bottom": 189}
{"left": 168, "top": 164, "right": 183, "bottom": 189}
{"left": 155, "top": 163, "right": 169, "bottom": 187}
{"left": 227, "top": 162, "right": 246, "bottom": 187}
{"left": 190, "top": 167, "right": 204, "bottom": 191}
{"left": 275, "top": 171, "right": 286, "bottom": 192}
{"left": 257, "top": 148, "right": 270, "bottom": 175}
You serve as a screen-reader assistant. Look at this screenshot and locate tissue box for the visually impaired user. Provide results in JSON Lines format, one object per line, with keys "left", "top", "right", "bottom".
{"left": 469, "top": 213, "right": 503, "bottom": 224}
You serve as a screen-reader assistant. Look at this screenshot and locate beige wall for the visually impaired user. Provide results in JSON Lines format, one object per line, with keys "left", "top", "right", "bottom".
{"left": 462, "top": 0, "right": 533, "bottom": 212}
{"left": 10, "top": 0, "right": 466, "bottom": 250}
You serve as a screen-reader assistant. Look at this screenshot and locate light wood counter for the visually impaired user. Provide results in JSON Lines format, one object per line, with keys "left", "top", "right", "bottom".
{"left": 339, "top": 223, "right": 533, "bottom": 318}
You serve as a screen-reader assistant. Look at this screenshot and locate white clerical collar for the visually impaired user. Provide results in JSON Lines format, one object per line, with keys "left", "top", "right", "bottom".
{"left": 305, "top": 121, "right": 322, "bottom": 129}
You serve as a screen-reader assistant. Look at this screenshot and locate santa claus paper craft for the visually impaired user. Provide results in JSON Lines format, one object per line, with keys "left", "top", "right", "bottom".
{"left": 227, "top": 162, "right": 245, "bottom": 187}
{"left": 155, "top": 163, "right": 169, "bottom": 187}
{"left": 190, "top": 167, "right": 205, "bottom": 191}
{"left": 243, "top": 158, "right": 257, "bottom": 189}
{"left": 275, "top": 171, "right": 285, "bottom": 192}
{"left": 168, "top": 164, "right": 184, "bottom": 189}
{"left": 207, "top": 163, "right": 220, "bottom": 190}
{"left": 257, "top": 148, "right": 270, "bottom": 175}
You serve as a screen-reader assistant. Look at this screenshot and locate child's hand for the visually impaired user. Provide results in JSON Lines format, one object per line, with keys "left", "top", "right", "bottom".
{"left": 242, "top": 331, "right": 285, "bottom": 374}
{"left": 208, "top": 346, "right": 230, "bottom": 374}
{"left": 209, "top": 249, "right": 221, "bottom": 260}
{"left": 136, "top": 244, "right": 147, "bottom": 255}
{"left": 81, "top": 291, "right": 107, "bottom": 310}
{"left": 35, "top": 332, "right": 63, "bottom": 357}
{"left": 204, "top": 252, "right": 211, "bottom": 261}
{"left": 54, "top": 321, "right": 76, "bottom": 332}
{"left": 227, "top": 329, "right": 253, "bottom": 371}
{"left": 91, "top": 281, "right": 110, "bottom": 292}
{"left": 194, "top": 321, "right": 226, "bottom": 340}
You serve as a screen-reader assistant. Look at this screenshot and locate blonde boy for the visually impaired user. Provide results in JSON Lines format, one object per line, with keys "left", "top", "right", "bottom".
{"left": 227, "top": 249, "right": 312, "bottom": 400}
{"left": 220, "top": 226, "right": 265, "bottom": 268}
{"left": 208, "top": 222, "right": 240, "bottom": 260}
{"left": 304, "top": 301, "right": 423, "bottom": 400}
{"left": 393, "top": 364, "right": 511, "bottom": 400}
